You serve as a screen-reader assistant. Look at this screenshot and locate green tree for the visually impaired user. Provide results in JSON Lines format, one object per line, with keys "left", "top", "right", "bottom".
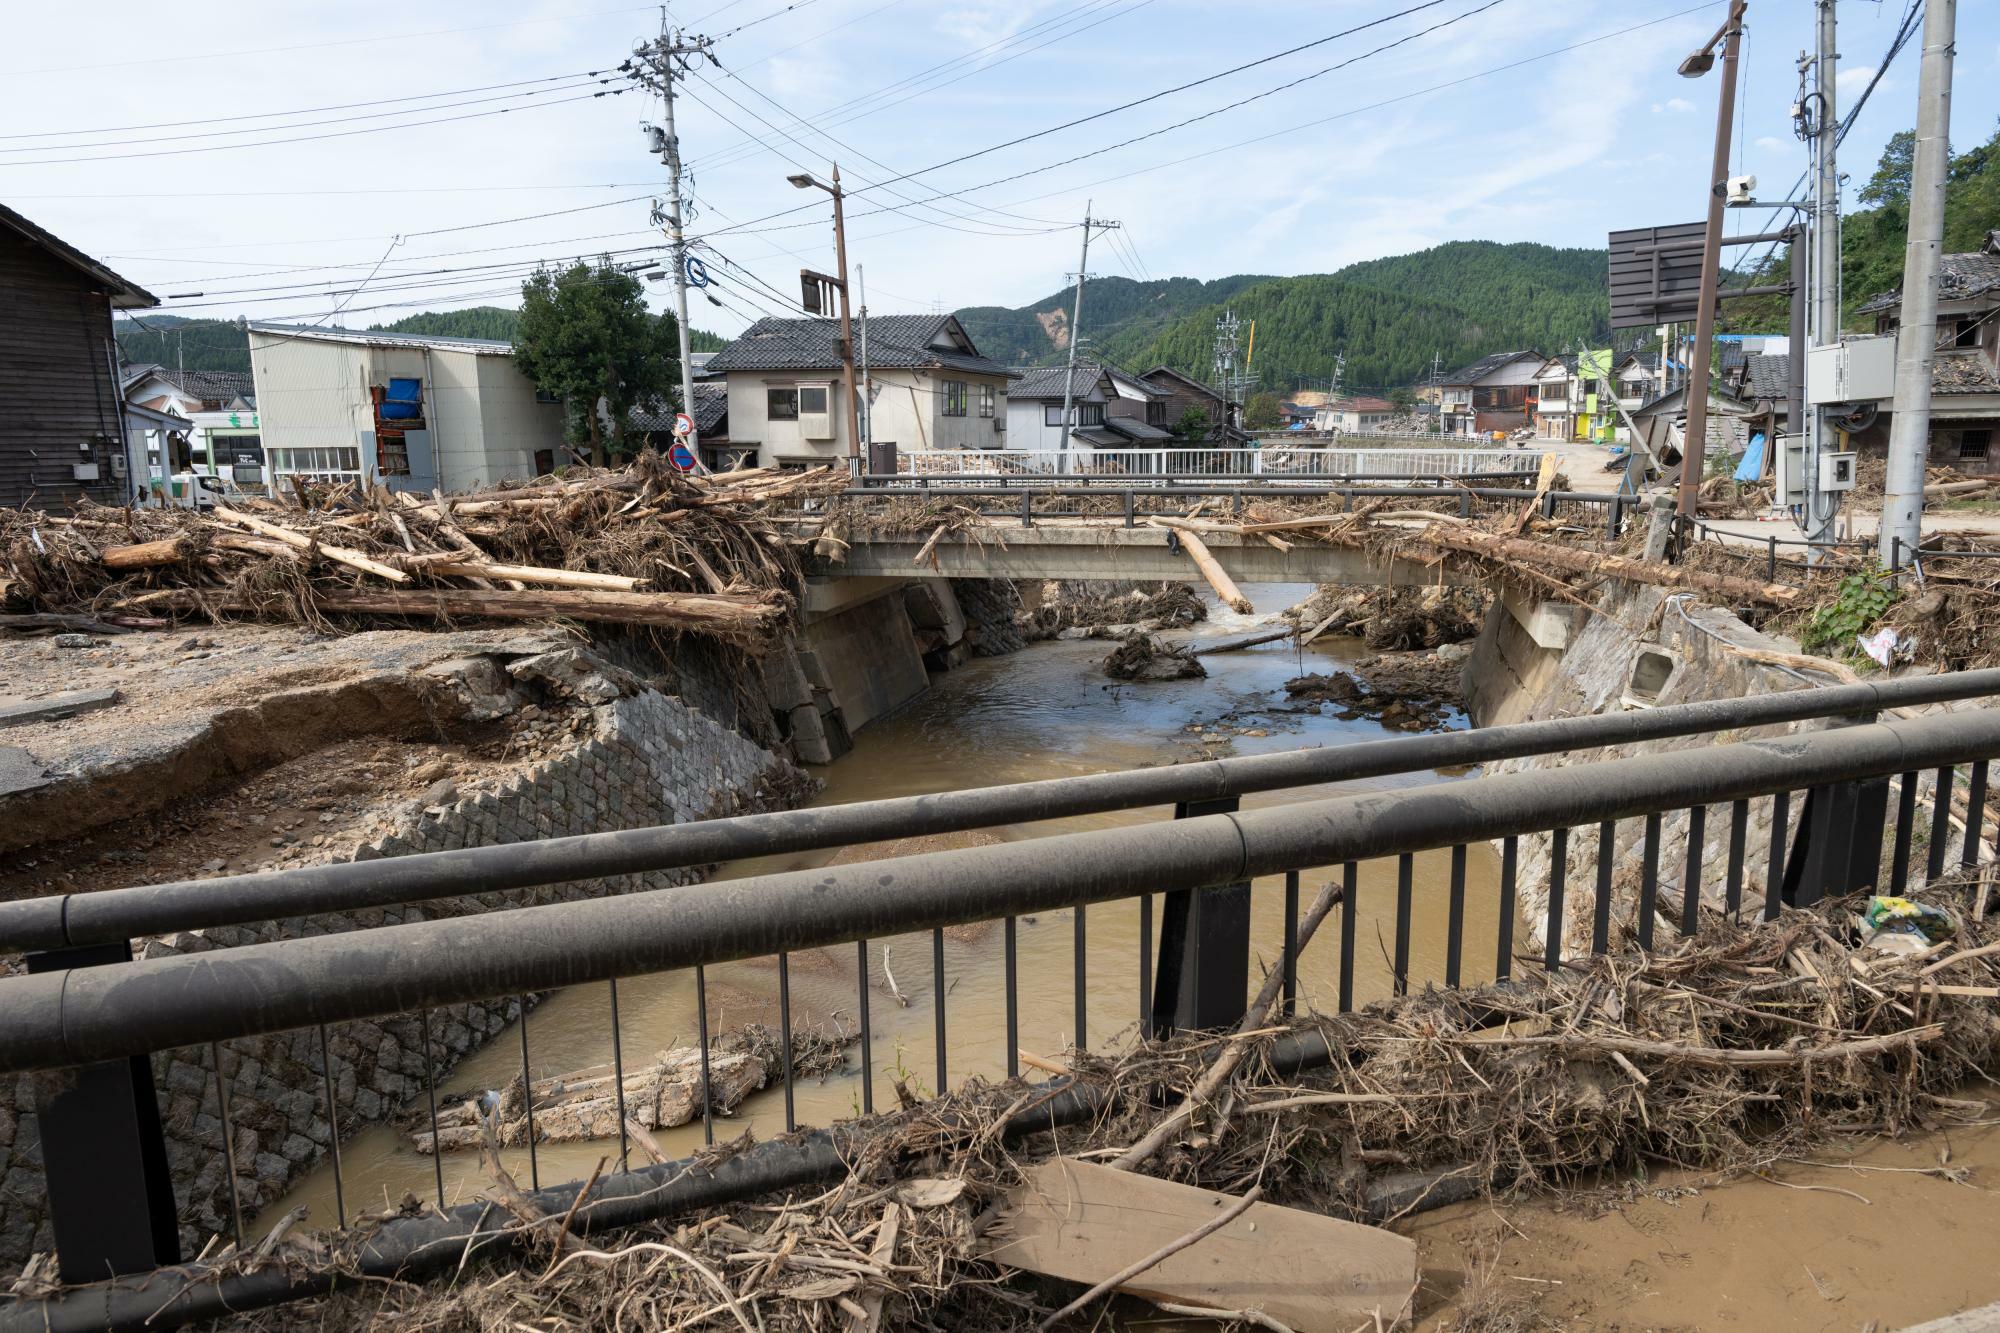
{"left": 1173, "top": 406, "right": 1211, "bottom": 440}
{"left": 514, "top": 260, "right": 681, "bottom": 459}
{"left": 1387, "top": 385, "right": 1416, "bottom": 411}
{"left": 1859, "top": 130, "right": 1916, "bottom": 207}
{"left": 1244, "top": 391, "right": 1283, "bottom": 429}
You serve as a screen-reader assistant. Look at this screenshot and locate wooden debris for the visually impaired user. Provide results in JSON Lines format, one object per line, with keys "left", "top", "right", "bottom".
{"left": 410, "top": 1026, "right": 851, "bottom": 1153}
{"left": 985, "top": 1160, "right": 1414, "bottom": 1332}
{"left": 213, "top": 505, "right": 410, "bottom": 583}
{"left": 1145, "top": 517, "right": 1253, "bottom": 614}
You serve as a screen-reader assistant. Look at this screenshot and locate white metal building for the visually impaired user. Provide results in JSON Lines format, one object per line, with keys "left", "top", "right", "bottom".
{"left": 246, "top": 324, "right": 567, "bottom": 493}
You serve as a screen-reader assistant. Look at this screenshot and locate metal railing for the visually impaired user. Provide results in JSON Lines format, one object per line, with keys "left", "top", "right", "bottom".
{"left": 894, "top": 447, "right": 1543, "bottom": 483}
{"left": 5, "top": 674, "right": 2000, "bottom": 1330}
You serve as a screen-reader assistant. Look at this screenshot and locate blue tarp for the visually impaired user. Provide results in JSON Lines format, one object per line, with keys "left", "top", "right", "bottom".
{"left": 1735, "top": 431, "right": 1766, "bottom": 483}
{"left": 380, "top": 377, "right": 423, "bottom": 421}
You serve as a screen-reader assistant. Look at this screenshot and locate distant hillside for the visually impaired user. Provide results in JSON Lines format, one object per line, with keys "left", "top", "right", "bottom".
{"left": 956, "top": 274, "right": 1272, "bottom": 366}
{"left": 113, "top": 306, "right": 725, "bottom": 374}
{"left": 1724, "top": 123, "right": 2000, "bottom": 334}
{"left": 955, "top": 241, "right": 1610, "bottom": 391}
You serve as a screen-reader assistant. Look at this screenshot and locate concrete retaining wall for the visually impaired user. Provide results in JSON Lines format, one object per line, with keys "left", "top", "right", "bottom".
{"left": 1466, "top": 581, "right": 1947, "bottom": 956}
{"left": 0, "top": 662, "right": 802, "bottom": 1270}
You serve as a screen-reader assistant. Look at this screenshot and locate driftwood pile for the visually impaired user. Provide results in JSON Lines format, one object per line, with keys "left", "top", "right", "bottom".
{"left": 153, "top": 871, "right": 2000, "bottom": 1332}
{"left": 0, "top": 456, "right": 846, "bottom": 648}
{"left": 410, "top": 1026, "right": 853, "bottom": 1154}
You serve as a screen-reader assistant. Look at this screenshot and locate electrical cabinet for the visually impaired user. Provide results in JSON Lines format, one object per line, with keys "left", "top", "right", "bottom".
{"left": 1806, "top": 335, "right": 1897, "bottom": 405}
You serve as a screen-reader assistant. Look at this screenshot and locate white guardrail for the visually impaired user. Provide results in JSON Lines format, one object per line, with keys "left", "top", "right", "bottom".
{"left": 893, "top": 446, "right": 1544, "bottom": 481}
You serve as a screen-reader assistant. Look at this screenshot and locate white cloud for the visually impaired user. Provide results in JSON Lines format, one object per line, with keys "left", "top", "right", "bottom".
{"left": 1836, "top": 65, "right": 1878, "bottom": 95}
{"left": 1754, "top": 135, "right": 1796, "bottom": 154}
{"left": 1653, "top": 96, "right": 1696, "bottom": 114}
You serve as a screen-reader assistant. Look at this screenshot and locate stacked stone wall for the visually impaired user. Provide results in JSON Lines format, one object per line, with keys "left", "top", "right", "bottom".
{"left": 0, "top": 677, "right": 801, "bottom": 1269}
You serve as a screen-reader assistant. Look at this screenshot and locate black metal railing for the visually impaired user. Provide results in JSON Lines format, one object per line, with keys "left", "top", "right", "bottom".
{"left": 3, "top": 681, "right": 2000, "bottom": 1331}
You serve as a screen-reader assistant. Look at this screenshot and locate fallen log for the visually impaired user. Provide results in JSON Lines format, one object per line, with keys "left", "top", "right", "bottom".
{"left": 1423, "top": 527, "right": 1802, "bottom": 605}
{"left": 421, "top": 559, "right": 644, "bottom": 592}
{"left": 98, "top": 538, "right": 186, "bottom": 571}
{"left": 1191, "top": 627, "right": 1293, "bottom": 655}
{"left": 1144, "top": 518, "right": 1252, "bottom": 614}
{"left": 140, "top": 586, "right": 783, "bottom": 638}
{"left": 213, "top": 506, "right": 410, "bottom": 584}
{"left": 0, "top": 612, "right": 163, "bottom": 634}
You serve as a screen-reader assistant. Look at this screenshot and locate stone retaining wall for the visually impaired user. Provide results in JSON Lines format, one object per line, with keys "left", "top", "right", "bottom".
{"left": 0, "top": 658, "right": 802, "bottom": 1271}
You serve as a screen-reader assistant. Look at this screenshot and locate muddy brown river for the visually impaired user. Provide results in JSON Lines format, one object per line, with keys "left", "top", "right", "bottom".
{"left": 276, "top": 584, "right": 1505, "bottom": 1222}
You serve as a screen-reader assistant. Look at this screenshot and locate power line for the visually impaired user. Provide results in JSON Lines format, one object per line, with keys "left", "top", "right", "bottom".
{"left": 709, "top": 0, "right": 1713, "bottom": 248}
{"left": 0, "top": 86, "right": 632, "bottom": 168}
{"left": 0, "top": 78, "right": 617, "bottom": 156}
{"left": 686, "top": 0, "right": 1157, "bottom": 175}
{"left": 1, "top": 4, "right": 658, "bottom": 77}
{"left": 698, "top": 0, "right": 1511, "bottom": 243}
{"left": 0, "top": 69, "right": 613, "bottom": 141}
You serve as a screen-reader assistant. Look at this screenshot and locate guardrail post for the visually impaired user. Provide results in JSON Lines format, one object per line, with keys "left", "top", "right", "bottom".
{"left": 1768, "top": 535, "right": 1778, "bottom": 583}
{"left": 1606, "top": 496, "right": 1623, "bottom": 539}
{"left": 1459, "top": 491, "right": 1473, "bottom": 519}
{"left": 1019, "top": 490, "right": 1033, "bottom": 529}
{"left": 1122, "top": 490, "right": 1135, "bottom": 529}
{"left": 1782, "top": 711, "right": 1890, "bottom": 907}
{"left": 25, "top": 941, "right": 181, "bottom": 1276}
{"left": 1150, "top": 797, "right": 1252, "bottom": 1035}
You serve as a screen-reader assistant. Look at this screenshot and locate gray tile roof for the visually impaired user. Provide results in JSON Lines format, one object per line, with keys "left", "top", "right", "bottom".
{"left": 1440, "top": 349, "right": 1542, "bottom": 385}
{"left": 705, "top": 314, "right": 1014, "bottom": 378}
{"left": 1011, "top": 365, "right": 1102, "bottom": 401}
{"left": 1103, "top": 415, "right": 1174, "bottom": 443}
{"left": 1934, "top": 352, "right": 2000, "bottom": 395}
{"left": 1858, "top": 231, "right": 2000, "bottom": 314}
{"left": 630, "top": 383, "right": 728, "bottom": 434}
{"left": 0, "top": 202, "right": 157, "bottom": 308}
{"left": 1744, "top": 353, "right": 1790, "bottom": 400}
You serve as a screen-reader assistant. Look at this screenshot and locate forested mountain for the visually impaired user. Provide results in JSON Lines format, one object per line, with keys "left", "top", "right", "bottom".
{"left": 955, "top": 241, "right": 1610, "bottom": 391}
{"left": 956, "top": 274, "right": 1273, "bottom": 366}
{"left": 113, "top": 306, "right": 726, "bottom": 374}
{"left": 1724, "top": 122, "right": 2000, "bottom": 334}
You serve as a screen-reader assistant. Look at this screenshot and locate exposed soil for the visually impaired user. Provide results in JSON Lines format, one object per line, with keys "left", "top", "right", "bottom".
{"left": 1286, "top": 585, "right": 1487, "bottom": 652}
{"left": 1410, "top": 1102, "right": 2000, "bottom": 1330}
{"left": 1022, "top": 581, "right": 1207, "bottom": 642}
{"left": 0, "top": 700, "right": 590, "bottom": 904}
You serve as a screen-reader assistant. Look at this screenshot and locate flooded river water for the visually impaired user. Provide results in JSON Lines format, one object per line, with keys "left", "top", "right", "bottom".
{"left": 278, "top": 583, "right": 1505, "bottom": 1222}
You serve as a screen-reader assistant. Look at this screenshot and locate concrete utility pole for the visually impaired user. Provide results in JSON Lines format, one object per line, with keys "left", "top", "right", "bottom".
{"left": 1799, "top": 0, "right": 1842, "bottom": 550}
{"left": 632, "top": 26, "right": 713, "bottom": 470}
{"left": 1676, "top": 0, "right": 1748, "bottom": 523}
{"left": 1058, "top": 203, "right": 1119, "bottom": 470}
{"left": 788, "top": 166, "right": 863, "bottom": 479}
{"left": 857, "top": 263, "right": 871, "bottom": 452}
{"left": 1881, "top": 0, "right": 1958, "bottom": 570}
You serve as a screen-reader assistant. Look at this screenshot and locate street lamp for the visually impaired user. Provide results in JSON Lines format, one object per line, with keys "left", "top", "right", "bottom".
{"left": 1673, "top": 0, "right": 1748, "bottom": 529}
{"left": 790, "top": 166, "right": 863, "bottom": 479}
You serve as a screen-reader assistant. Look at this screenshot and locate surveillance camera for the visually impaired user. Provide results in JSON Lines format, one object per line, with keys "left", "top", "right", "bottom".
{"left": 1725, "top": 174, "right": 1758, "bottom": 202}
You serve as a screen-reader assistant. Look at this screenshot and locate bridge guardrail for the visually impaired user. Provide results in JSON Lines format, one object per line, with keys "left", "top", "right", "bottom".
{"left": 4, "top": 676, "right": 2000, "bottom": 1328}
{"left": 895, "top": 447, "right": 1543, "bottom": 483}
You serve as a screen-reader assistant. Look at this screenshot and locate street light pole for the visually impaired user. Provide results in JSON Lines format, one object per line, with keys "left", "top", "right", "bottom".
{"left": 790, "top": 167, "right": 863, "bottom": 480}
{"left": 1676, "top": 0, "right": 1748, "bottom": 525}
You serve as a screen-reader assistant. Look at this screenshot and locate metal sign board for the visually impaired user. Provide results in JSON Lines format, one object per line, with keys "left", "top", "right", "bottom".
{"left": 1608, "top": 222, "right": 1707, "bottom": 328}
{"left": 668, "top": 440, "right": 699, "bottom": 472}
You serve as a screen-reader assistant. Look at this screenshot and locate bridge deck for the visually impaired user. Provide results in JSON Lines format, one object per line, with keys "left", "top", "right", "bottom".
{"left": 809, "top": 518, "right": 1469, "bottom": 587}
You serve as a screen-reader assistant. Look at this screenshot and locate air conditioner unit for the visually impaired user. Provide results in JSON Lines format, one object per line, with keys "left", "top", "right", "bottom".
{"left": 992, "top": 416, "right": 1006, "bottom": 433}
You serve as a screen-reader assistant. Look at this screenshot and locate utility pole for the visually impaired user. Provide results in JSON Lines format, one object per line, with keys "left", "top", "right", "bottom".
{"left": 1676, "top": 0, "right": 1748, "bottom": 523}
{"left": 1058, "top": 203, "right": 1118, "bottom": 470}
{"left": 1795, "top": 0, "right": 1842, "bottom": 551}
{"left": 857, "top": 263, "right": 871, "bottom": 452}
{"left": 631, "top": 26, "right": 714, "bottom": 470}
{"left": 1881, "top": 0, "right": 1957, "bottom": 569}
{"left": 787, "top": 166, "right": 862, "bottom": 477}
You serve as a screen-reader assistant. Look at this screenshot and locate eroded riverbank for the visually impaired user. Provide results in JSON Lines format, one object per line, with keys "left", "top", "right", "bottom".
{"left": 273, "top": 582, "right": 1503, "bottom": 1225}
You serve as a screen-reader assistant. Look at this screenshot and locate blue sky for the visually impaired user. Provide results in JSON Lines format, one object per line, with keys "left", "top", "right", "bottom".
{"left": 3, "top": 0, "right": 1996, "bottom": 336}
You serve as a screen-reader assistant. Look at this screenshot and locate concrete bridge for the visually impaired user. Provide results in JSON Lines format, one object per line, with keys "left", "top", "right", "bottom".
{"left": 806, "top": 519, "right": 1472, "bottom": 590}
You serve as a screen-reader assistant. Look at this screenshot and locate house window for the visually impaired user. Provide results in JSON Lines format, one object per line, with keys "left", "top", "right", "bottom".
{"left": 767, "top": 388, "right": 800, "bottom": 421}
{"left": 534, "top": 388, "right": 561, "bottom": 405}
{"left": 942, "top": 380, "right": 968, "bottom": 417}
{"left": 1960, "top": 429, "right": 1992, "bottom": 461}
{"left": 1078, "top": 402, "right": 1104, "bottom": 426}
{"left": 1146, "top": 400, "right": 1166, "bottom": 426}
{"left": 269, "top": 446, "right": 364, "bottom": 482}
{"left": 1955, "top": 319, "right": 1983, "bottom": 349}
{"left": 797, "top": 383, "right": 833, "bottom": 439}
{"left": 979, "top": 384, "right": 996, "bottom": 418}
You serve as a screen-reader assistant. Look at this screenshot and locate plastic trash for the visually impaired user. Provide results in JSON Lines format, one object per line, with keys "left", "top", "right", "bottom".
{"left": 1860, "top": 895, "right": 1955, "bottom": 954}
